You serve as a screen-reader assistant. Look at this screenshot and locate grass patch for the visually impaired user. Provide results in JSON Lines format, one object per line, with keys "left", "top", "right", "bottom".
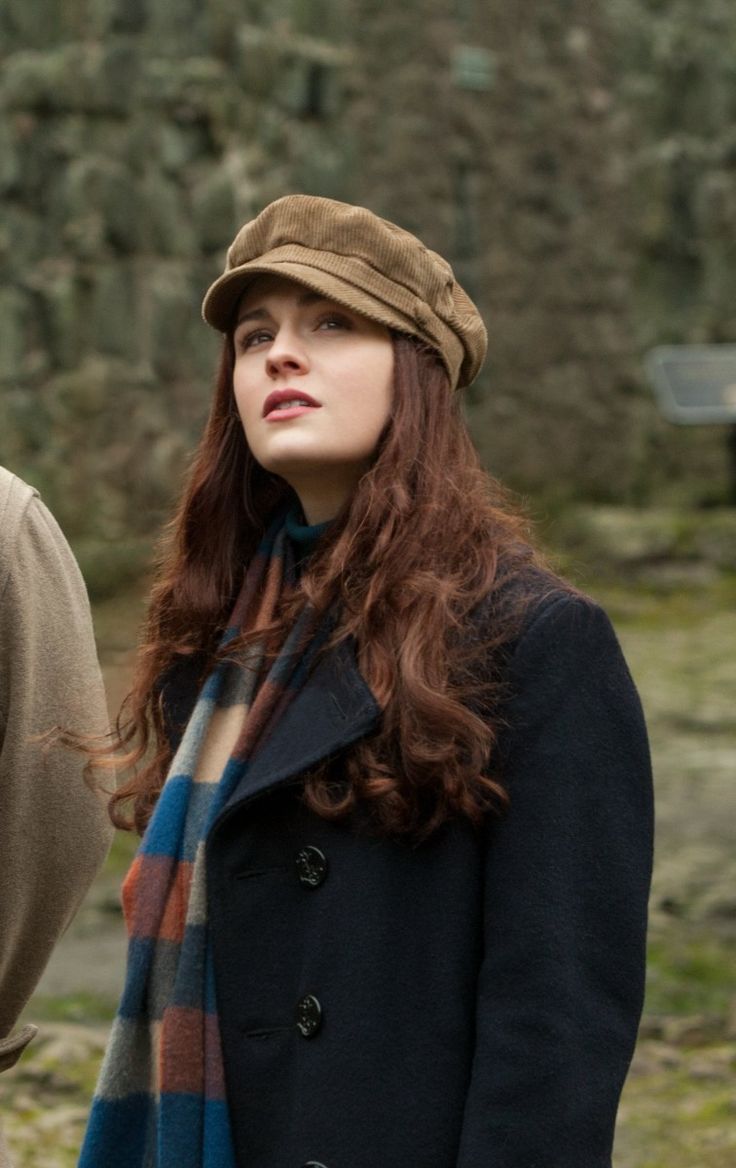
{"left": 584, "top": 572, "right": 736, "bottom": 630}
{"left": 644, "top": 929, "right": 736, "bottom": 1018}
{"left": 617, "top": 1056, "right": 736, "bottom": 1168}
{"left": 28, "top": 991, "right": 117, "bottom": 1025}
{"left": 104, "top": 828, "right": 139, "bottom": 877}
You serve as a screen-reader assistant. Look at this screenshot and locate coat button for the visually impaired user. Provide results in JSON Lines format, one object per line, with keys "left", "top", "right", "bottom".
{"left": 296, "top": 994, "right": 322, "bottom": 1038}
{"left": 295, "top": 845, "right": 328, "bottom": 888}
{"left": 303, "top": 1163, "right": 328, "bottom": 1167}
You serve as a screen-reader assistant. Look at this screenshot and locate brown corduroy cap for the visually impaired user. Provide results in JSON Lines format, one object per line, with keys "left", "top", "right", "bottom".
{"left": 201, "top": 194, "right": 487, "bottom": 390}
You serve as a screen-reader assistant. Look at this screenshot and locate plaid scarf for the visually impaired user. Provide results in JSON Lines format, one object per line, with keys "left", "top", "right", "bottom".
{"left": 79, "top": 511, "right": 329, "bottom": 1168}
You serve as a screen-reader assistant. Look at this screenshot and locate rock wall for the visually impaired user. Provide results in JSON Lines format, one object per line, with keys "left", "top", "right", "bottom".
{"left": 0, "top": 0, "right": 733, "bottom": 567}
{"left": 615, "top": 0, "right": 736, "bottom": 505}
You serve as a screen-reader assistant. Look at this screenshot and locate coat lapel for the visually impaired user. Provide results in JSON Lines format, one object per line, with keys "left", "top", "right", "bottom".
{"left": 220, "top": 636, "right": 381, "bottom": 814}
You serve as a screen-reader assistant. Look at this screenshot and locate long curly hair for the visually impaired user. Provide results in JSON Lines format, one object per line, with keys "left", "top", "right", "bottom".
{"left": 103, "top": 332, "right": 553, "bottom": 838}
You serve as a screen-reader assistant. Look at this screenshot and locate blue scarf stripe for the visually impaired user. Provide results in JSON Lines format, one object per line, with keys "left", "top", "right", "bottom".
{"left": 118, "top": 938, "right": 155, "bottom": 1016}
{"left": 158, "top": 1097, "right": 237, "bottom": 1168}
{"left": 139, "top": 775, "right": 232, "bottom": 865}
{"left": 139, "top": 776, "right": 199, "bottom": 859}
{"left": 180, "top": 785, "right": 224, "bottom": 864}
{"left": 217, "top": 753, "right": 251, "bottom": 789}
{"left": 77, "top": 1095, "right": 152, "bottom": 1165}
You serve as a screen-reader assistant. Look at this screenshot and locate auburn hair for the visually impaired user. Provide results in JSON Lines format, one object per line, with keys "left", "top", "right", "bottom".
{"left": 103, "top": 332, "right": 553, "bottom": 838}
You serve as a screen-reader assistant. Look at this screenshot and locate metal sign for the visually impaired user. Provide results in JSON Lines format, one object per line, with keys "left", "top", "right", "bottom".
{"left": 645, "top": 344, "right": 736, "bottom": 425}
{"left": 452, "top": 46, "right": 496, "bottom": 92}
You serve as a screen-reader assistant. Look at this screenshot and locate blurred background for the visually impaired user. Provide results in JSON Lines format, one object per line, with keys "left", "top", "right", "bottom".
{"left": 1, "top": 1, "right": 734, "bottom": 1165}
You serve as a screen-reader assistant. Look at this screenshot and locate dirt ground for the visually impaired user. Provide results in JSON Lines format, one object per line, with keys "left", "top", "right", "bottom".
{"left": 2, "top": 566, "right": 735, "bottom": 1167}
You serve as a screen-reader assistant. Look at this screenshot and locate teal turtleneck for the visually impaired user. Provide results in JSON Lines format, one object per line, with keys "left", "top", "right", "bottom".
{"left": 285, "top": 505, "right": 333, "bottom": 575}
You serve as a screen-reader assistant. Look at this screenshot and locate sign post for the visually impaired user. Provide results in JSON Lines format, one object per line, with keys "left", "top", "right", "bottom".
{"left": 645, "top": 345, "right": 736, "bottom": 503}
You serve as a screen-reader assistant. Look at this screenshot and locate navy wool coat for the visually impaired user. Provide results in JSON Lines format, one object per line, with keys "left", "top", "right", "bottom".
{"left": 162, "top": 588, "right": 653, "bottom": 1168}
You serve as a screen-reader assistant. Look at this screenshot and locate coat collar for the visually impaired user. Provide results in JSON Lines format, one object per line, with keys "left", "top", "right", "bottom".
{"left": 217, "top": 635, "right": 381, "bottom": 818}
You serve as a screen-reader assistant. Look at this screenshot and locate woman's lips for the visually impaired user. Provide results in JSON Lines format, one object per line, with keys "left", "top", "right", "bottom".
{"left": 263, "top": 389, "right": 321, "bottom": 417}
{"left": 265, "top": 404, "right": 321, "bottom": 422}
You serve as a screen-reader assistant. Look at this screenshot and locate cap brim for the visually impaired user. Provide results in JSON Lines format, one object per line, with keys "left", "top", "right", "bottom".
{"left": 201, "top": 259, "right": 421, "bottom": 339}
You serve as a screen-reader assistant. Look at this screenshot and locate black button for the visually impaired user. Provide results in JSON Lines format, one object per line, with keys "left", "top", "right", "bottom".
{"left": 296, "top": 994, "right": 322, "bottom": 1038}
{"left": 296, "top": 846, "right": 328, "bottom": 888}
{"left": 303, "top": 1162, "right": 328, "bottom": 1167}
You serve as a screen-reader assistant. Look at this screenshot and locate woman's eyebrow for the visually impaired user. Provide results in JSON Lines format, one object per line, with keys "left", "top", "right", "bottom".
{"left": 235, "top": 306, "right": 271, "bottom": 326}
{"left": 235, "top": 290, "right": 331, "bottom": 327}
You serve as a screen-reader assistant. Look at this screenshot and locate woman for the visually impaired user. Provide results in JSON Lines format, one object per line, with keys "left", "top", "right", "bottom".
{"left": 79, "top": 195, "right": 653, "bottom": 1168}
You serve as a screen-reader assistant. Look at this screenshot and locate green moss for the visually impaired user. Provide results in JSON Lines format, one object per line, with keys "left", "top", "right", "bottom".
{"left": 586, "top": 571, "right": 736, "bottom": 630}
{"left": 617, "top": 1052, "right": 736, "bottom": 1168}
{"left": 691, "top": 1093, "right": 736, "bottom": 1124}
{"left": 645, "top": 931, "right": 736, "bottom": 1017}
{"left": 28, "top": 991, "right": 117, "bottom": 1025}
{"left": 104, "top": 828, "right": 139, "bottom": 875}
{"left": 3, "top": 1110, "right": 85, "bottom": 1168}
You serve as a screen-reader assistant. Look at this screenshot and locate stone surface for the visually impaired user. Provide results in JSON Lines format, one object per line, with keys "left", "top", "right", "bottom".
{"left": 1, "top": 1, "right": 736, "bottom": 541}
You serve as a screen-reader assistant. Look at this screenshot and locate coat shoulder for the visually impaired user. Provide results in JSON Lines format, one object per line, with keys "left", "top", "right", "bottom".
{"left": 469, "top": 560, "right": 583, "bottom": 656}
{"left": 505, "top": 576, "right": 623, "bottom": 675}
{"left": 468, "top": 562, "right": 633, "bottom": 725}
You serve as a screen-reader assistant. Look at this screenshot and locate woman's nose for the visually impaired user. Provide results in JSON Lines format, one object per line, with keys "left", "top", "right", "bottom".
{"left": 266, "top": 330, "right": 309, "bottom": 378}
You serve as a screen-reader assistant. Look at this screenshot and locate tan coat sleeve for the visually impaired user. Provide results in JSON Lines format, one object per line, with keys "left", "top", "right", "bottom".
{"left": 0, "top": 1120, "right": 13, "bottom": 1168}
{"left": 0, "top": 473, "right": 114, "bottom": 1073}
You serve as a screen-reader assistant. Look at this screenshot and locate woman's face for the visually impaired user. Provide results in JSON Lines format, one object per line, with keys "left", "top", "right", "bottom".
{"left": 232, "top": 275, "right": 394, "bottom": 523}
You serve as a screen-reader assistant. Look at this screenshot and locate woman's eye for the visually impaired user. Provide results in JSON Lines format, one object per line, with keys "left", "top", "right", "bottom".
{"left": 237, "top": 329, "right": 272, "bottom": 351}
{"left": 318, "top": 313, "right": 351, "bottom": 331}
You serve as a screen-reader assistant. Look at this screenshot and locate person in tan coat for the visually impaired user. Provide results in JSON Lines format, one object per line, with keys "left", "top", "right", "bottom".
{"left": 0, "top": 467, "right": 113, "bottom": 1166}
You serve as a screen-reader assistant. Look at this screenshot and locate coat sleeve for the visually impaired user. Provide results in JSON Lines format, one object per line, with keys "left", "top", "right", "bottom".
{"left": 456, "top": 593, "right": 653, "bottom": 1168}
{"left": 0, "top": 490, "right": 113, "bottom": 1069}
